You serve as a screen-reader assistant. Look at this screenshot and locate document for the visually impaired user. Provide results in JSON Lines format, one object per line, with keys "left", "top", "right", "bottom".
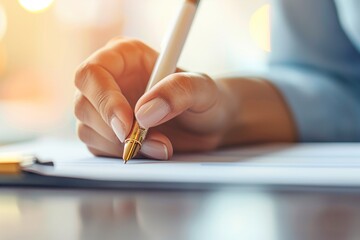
{"left": 1, "top": 138, "right": 360, "bottom": 186}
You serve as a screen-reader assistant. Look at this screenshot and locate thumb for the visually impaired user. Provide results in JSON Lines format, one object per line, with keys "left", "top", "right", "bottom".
{"left": 135, "top": 72, "right": 218, "bottom": 129}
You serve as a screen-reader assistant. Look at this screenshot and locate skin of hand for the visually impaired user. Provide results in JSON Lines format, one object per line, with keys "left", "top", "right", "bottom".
{"left": 74, "top": 38, "right": 297, "bottom": 160}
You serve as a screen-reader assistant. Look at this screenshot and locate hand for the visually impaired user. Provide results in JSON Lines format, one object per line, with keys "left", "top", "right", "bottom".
{"left": 74, "top": 38, "right": 231, "bottom": 160}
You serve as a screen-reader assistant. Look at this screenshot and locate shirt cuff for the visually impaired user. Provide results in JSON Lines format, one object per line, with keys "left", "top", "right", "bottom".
{"left": 265, "top": 66, "right": 360, "bottom": 142}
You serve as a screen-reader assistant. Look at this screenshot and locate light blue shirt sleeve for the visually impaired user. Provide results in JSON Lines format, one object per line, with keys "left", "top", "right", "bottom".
{"left": 267, "top": 0, "right": 360, "bottom": 142}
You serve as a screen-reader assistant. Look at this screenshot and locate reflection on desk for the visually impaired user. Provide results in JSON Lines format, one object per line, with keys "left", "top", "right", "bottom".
{"left": 0, "top": 187, "right": 360, "bottom": 240}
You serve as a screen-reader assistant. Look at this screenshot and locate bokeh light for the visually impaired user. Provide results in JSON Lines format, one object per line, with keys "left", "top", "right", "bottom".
{"left": 0, "top": 69, "right": 65, "bottom": 131}
{"left": 0, "top": 4, "right": 7, "bottom": 40}
{"left": 18, "top": 0, "right": 54, "bottom": 13}
{"left": 54, "top": 0, "right": 123, "bottom": 27}
{"left": 249, "top": 4, "right": 271, "bottom": 52}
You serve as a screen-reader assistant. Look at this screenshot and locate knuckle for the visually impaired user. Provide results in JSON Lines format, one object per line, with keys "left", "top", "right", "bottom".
{"left": 75, "top": 63, "right": 98, "bottom": 91}
{"left": 164, "top": 74, "right": 194, "bottom": 109}
{"left": 193, "top": 72, "right": 216, "bottom": 90}
{"left": 160, "top": 72, "right": 216, "bottom": 113}
{"left": 112, "top": 38, "right": 141, "bottom": 52}
{"left": 202, "top": 74, "right": 217, "bottom": 90}
{"left": 170, "top": 74, "right": 194, "bottom": 98}
{"left": 106, "top": 36, "right": 124, "bottom": 46}
{"left": 201, "top": 74, "right": 218, "bottom": 97}
{"left": 126, "top": 38, "right": 146, "bottom": 50}
{"left": 95, "top": 91, "right": 114, "bottom": 123}
{"left": 200, "top": 73, "right": 215, "bottom": 86}
{"left": 197, "top": 72, "right": 211, "bottom": 80}
{"left": 128, "top": 38, "right": 143, "bottom": 47}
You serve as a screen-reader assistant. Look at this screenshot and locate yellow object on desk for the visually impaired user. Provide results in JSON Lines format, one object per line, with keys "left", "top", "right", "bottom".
{"left": 0, "top": 154, "right": 39, "bottom": 174}
{"left": 0, "top": 155, "right": 22, "bottom": 174}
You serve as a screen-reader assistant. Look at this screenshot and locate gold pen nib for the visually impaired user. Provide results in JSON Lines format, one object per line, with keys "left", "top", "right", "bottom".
{"left": 123, "top": 140, "right": 141, "bottom": 163}
{"left": 122, "top": 120, "right": 148, "bottom": 163}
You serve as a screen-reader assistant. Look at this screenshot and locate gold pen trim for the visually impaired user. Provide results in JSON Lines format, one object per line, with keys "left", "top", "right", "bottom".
{"left": 124, "top": 121, "right": 148, "bottom": 145}
{"left": 122, "top": 121, "right": 148, "bottom": 163}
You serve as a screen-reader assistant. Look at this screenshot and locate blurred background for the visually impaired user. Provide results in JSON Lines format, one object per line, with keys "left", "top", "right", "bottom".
{"left": 0, "top": 0, "right": 271, "bottom": 144}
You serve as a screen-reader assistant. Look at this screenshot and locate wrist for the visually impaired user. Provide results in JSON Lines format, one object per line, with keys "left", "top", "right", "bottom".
{"left": 216, "top": 77, "right": 297, "bottom": 146}
{"left": 213, "top": 79, "right": 239, "bottom": 143}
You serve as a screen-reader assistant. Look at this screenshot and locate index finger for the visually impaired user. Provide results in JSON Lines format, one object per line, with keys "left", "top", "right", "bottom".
{"left": 75, "top": 62, "right": 133, "bottom": 142}
{"left": 86, "top": 38, "right": 158, "bottom": 86}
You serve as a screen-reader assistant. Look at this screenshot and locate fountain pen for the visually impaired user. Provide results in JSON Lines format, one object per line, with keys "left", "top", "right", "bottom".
{"left": 122, "top": 0, "right": 200, "bottom": 163}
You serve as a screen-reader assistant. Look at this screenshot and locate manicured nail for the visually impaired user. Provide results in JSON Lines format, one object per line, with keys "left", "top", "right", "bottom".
{"left": 141, "top": 140, "right": 169, "bottom": 160}
{"left": 136, "top": 98, "right": 170, "bottom": 128}
{"left": 111, "top": 117, "right": 126, "bottom": 143}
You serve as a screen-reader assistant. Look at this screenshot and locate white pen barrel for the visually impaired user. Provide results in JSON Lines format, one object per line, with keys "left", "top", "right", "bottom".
{"left": 145, "top": 0, "right": 199, "bottom": 92}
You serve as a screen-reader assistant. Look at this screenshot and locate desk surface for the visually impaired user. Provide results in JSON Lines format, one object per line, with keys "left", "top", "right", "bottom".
{"left": 1, "top": 186, "right": 360, "bottom": 240}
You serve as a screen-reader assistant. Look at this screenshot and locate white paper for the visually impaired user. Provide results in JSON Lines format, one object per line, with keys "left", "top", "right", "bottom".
{"left": 1, "top": 138, "right": 360, "bottom": 186}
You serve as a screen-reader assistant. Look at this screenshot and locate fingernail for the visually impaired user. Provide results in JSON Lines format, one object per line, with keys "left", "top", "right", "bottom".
{"left": 141, "top": 140, "right": 169, "bottom": 160}
{"left": 111, "top": 117, "right": 126, "bottom": 143}
{"left": 136, "top": 98, "right": 170, "bottom": 128}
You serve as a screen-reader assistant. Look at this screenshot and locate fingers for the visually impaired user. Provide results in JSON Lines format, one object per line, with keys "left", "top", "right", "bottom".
{"left": 75, "top": 62, "right": 133, "bottom": 142}
{"left": 140, "top": 131, "right": 173, "bottom": 160}
{"left": 135, "top": 72, "right": 219, "bottom": 129}
{"left": 77, "top": 122, "right": 173, "bottom": 160}
{"left": 74, "top": 92, "right": 120, "bottom": 143}
{"left": 74, "top": 38, "right": 219, "bottom": 158}
{"left": 101, "top": 38, "right": 158, "bottom": 79}
{"left": 85, "top": 38, "right": 158, "bottom": 85}
{"left": 77, "top": 123, "right": 123, "bottom": 158}
{"left": 79, "top": 39, "right": 159, "bottom": 106}
{"left": 75, "top": 39, "right": 160, "bottom": 143}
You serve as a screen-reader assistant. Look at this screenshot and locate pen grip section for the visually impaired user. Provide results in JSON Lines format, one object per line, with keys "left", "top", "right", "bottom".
{"left": 125, "top": 121, "right": 148, "bottom": 146}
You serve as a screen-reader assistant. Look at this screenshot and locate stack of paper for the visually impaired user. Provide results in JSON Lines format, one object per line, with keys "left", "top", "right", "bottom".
{"left": 1, "top": 138, "right": 360, "bottom": 186}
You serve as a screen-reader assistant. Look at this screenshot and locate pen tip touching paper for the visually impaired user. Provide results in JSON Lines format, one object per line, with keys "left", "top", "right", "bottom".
{"left": 123, "top": 140, "right": 141, "bottom": 163}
